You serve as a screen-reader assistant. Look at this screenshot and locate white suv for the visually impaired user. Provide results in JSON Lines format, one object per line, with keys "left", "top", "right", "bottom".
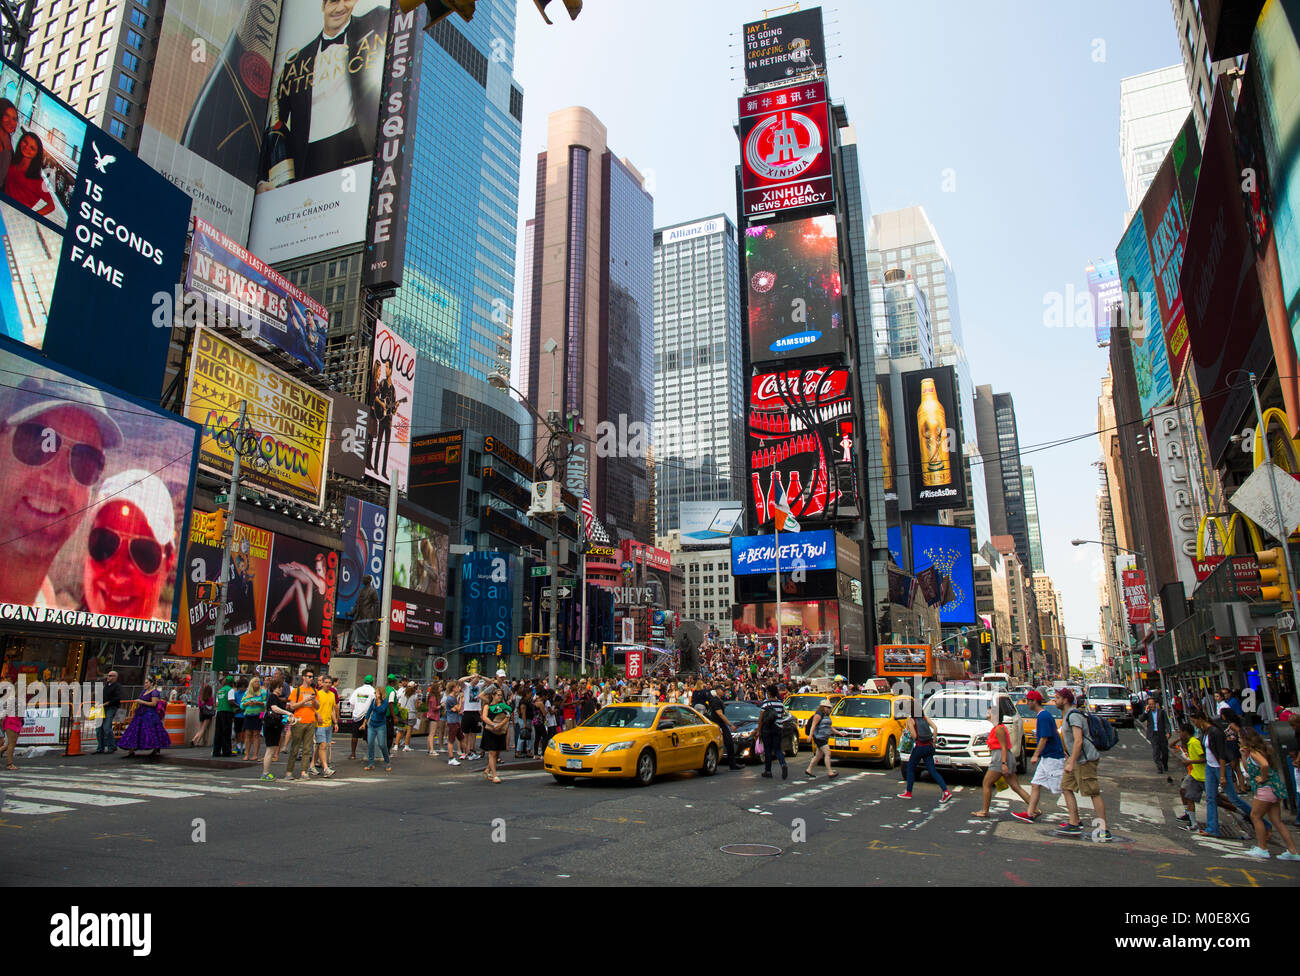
{"left": 900, "top": 689, "right": 1026, "bottom": 775}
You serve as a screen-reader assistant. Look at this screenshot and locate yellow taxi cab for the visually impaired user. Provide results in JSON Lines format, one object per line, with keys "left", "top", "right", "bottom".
{"left": 1017, "top": 701, "right": 1062, "bottom": 751}
{"left": 786, "top": 693, "right": 842, "bottom": 746}
{"left": 543, "top": 702, "right": 723, "bottom": 786}
{"left": 824, "top": 694, "right": 912, "bottom": 767}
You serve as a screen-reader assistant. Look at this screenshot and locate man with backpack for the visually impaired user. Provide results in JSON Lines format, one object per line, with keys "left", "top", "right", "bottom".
{"left": 758, "top": 684, "right": 788, "bottom": 780}
{"left": 1055, "top": 687, "right": 1112, "bottom": 841}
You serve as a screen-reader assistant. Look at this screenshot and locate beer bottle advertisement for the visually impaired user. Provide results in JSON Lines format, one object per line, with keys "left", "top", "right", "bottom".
{"left": 901, "top": 366, "right": 966, "bottom": 511}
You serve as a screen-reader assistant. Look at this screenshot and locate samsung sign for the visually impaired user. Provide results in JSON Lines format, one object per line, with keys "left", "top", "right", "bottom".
{"left": 662, "top": 217, "right": 723, "bottom": 244}
{"left": 731, "top": 530, "right": 837, "bottom": 575}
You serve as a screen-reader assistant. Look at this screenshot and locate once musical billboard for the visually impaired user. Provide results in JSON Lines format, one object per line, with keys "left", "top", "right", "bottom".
{"left": 738, "top": 80, "right": 834, "bottom": 218}
{"left": 744, "top": 213, "right": 844, "bottom": 362}
{"left": 184, "top": 328, "right": 332, "bottom": 509}
{"left": 748, "top": 366, "right": 859, "bottom": 530}
{"left": 367, "top": 321, "right": 415, "bottom": 490}
{"left": 0, "top": 344, "right": 200, "bottom": 639}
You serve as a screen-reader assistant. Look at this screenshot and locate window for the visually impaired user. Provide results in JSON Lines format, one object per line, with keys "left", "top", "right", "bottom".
{"left": 69, "top": 82, "right": 81, "bottom": 101}
{"left": 126, "top": 29, "right": 143, "bottom": 50}
{"left": 73, "top": 62, "right": 85, "bottom": 80}
{"left": 41, "top": 40, "right": 52, "bottom": 57}
{"left": 108, "top": 118, "right": 126, "bottom": 138}
{"left": 118, "top": 74, "right": 135, "bottom": 93}
{"left": 86, "top": 93, "right": 102, "bottom": 114}
{"left": 53, "top": 71, "right": 66, "bottom": 88}
{"left": 129, "top": 7, "right": 147, "bottom": 28}
{"left": 78, "top": 40, "right": 89, "bottom": 58}
{"left": 56, "top": 50, "right": 69, "bottom": 69}
{"left": 90, "top": 71, "right": 104, "bottom": 90}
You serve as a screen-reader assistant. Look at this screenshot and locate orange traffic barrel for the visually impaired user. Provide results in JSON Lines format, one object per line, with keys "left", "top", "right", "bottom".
{"left": 164, "top": 702, "right": 186, "bottom": 746}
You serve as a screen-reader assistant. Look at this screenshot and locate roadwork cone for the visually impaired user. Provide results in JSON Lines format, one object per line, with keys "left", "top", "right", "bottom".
{"left": 65, "top": 719, "right": 83, "bottom": 757}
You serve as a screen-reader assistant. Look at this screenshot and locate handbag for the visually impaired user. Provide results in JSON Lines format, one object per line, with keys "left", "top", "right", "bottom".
{"left": 200, "top": 705, "right": 215, "bottom": 720}
{"left": 755, "top": 737, "right": 765, "bottom": 756}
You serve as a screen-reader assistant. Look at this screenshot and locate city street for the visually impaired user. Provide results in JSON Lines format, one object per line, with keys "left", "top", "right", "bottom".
{"left": 4, "top": 728, "right": 1296, "bottom": 887}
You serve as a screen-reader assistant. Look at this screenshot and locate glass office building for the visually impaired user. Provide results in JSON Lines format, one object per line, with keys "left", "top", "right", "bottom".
{"left": 385, "top": 1, "right": 524, "bottom": 381}
{"left": 653, "top": 215, "right": 743, "bottom": 537}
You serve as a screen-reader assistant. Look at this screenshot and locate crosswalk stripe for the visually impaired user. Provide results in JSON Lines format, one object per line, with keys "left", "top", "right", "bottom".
{"left": 5, "top": 787, "right": 145, "bottom": 807}
{"left": 5, "top": 775, "right": 202, "bottom": 799}
{"left": 1, "top": 798, "right": 75, "bottom": 815}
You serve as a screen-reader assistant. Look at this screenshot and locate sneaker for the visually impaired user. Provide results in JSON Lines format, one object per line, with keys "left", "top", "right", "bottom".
{"left": 1278, "top": 851, "right": 1300, "bottom": 861}
{"left": 307, "top": 767, "right": 319, "bottom": 777}
{"left": 402, "top": 746, "right": 412, "bottom": 752}
{"left": 761, "top": 771, "right": 773, "bottom": 778}
{"left": 1176, "top": 819, "right": 1196, "bottom": 832}
{"left": 467, "top": 751, "right": 483, "bottom": 761}
{"left": 260, "top": 773, "right": 276, "bottom": 781}
{"left": 1096, "top": 830, "right": 1114, "bottom": 843}
{"left": 940, "top": 790, "right": 953, "bottom": 804}
{"left": 1011, "top": 811, "right": 1038, "bottom": 824}
{"left": 896, "top": 791, "right": 912, "bottom": 799}
{"left": 448, "top": 758, "right": 460, "bottom": 766}
{"left": 1055, "top": 823, "right": 1084, "bottom": 836}
{"left": 322, "top": 767, "right": 336, "bottom": 778}
{"left": 1245, "top": 846, "right": 1271, "bottom": 859}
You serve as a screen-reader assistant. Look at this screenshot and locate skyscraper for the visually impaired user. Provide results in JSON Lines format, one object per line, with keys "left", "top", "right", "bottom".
{"left": 1119, "top": 65, "right": 1193, "bottom": 219}
{"left": 976, "top": 386, "right": 1032, "bottom": 574}
{"left": 519, "top": 107, "right": 655, "bottom": 542}
{"left": 1023, "top": 464, "right": 1044, "bottom": 574}
{"left": 384, "top": 2, "right": 524, "bottom": 379}
{"left": 653, "top": 214, "right": 743, "bottom": 537}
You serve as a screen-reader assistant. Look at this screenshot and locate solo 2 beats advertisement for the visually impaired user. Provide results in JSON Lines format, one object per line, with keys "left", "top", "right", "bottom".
{"left": 901, "top": 366, "right": 966, "bottom": 511}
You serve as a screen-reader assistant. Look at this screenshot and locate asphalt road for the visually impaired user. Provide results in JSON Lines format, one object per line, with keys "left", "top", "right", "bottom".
{"left": 3, "top": 728, "right": 1298, "bottom": 886}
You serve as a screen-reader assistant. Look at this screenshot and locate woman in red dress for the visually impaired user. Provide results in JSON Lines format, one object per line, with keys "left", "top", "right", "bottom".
{"left": 4, "top": 131, "right": 55, "bottom": 217}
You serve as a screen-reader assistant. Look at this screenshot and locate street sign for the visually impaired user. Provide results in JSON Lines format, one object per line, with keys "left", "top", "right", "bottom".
{"left": 557, "top": 577, "right": 576, "bottom": 587}
{"left": 1277, "top": 612, "right": 1295, "bottom": 633}
{"left": 530, "top": 566, "right": 550, "bottom": 578}
{"left": 1238, "top": 636, "right": 1262, "bottom": 656}
{"left": 1229, "top": 462, "right": 1300, "bottom": 542}
{"left": 214, "top": 493, "right": 228, "bottom": 505}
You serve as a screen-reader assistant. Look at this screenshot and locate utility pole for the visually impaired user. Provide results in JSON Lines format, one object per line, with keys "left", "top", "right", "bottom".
{"left": 213, "top": 400, "right": 248, "bottom": 653}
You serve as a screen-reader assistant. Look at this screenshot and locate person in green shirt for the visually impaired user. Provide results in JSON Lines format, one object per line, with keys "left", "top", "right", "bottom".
{"left": 213, "top": 675, "right": 237, "bottom": 758}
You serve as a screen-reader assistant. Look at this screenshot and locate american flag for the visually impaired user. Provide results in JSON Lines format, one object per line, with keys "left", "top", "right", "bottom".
{"left": 581, "top": 491, "right": 610, "bottom": 545}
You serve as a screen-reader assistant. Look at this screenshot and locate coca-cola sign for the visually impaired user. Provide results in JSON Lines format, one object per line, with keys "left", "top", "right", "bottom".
{"left": 738, "top": 81, "right": 833, "bottom": 218}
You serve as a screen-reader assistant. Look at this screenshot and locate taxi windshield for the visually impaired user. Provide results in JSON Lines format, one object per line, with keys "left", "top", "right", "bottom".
{"left": 785, "top": 696, "right": 823, "bottom": 711}
{"left": 581, "top": 707, "right": 658, "bottom": 729}
{"left": 834, "top": 698, "right": 893, "bottom": 719}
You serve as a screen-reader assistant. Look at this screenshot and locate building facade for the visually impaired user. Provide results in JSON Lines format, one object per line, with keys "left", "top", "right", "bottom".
{"left": 1119, "top": 65, "right": 1193, "bottom": 219}
{"left": 1023, "top": 464, "right": 1045, "bottom": 575}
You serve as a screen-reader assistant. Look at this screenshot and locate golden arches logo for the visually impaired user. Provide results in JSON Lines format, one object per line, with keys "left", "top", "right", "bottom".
{"left": 1196, "top": 513, "right": 1264, "bottom": 560}
{"left": 1253, "top": 407, "right": 1300, "bottom": 474}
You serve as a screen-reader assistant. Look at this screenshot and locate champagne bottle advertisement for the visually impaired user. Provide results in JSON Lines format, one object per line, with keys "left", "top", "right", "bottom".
{"left": 900, "top": 365, "right": 966, "bottom": 511}
{"left": 245, "top": 0, "right": 389, "bottom": 264}
{"left": 137, "top": 0, "right": 286, "bottom": 240}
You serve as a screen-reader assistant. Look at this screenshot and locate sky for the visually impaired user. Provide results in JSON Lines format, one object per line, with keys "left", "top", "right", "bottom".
{"left": 508, "top": 0, "right": 1187, "bottom": 665}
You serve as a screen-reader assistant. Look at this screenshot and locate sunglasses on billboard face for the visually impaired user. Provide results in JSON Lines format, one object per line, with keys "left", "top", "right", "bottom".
{"left": 9, "top": 421, "right": 106, "bottom": 486}
{"left": 88, "top": 527, "right": 166, "bottom": 575}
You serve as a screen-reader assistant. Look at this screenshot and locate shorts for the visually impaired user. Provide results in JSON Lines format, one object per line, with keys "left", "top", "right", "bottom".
{"left": 1181, "top": 774, "right": 1204, "bottom": 803}
{"left": 314, "top": 726, "right": 333, "bottom": 744}
{"left": 461, "top": 711, "right": 482, "bottom": 735}
{"left": 446, "top": 721, "right": 462, "bottom": 740}
{"left": 263, "top": 721, "right": 283, "bottom": 748}
{"left": 234, "top": 715, "right": 245, "bottom": 734}
{"left": 481, "top": 730, "right": 507, "bottom": 753}
{"left": 986, "top": 754, "right": 1008, "bottom": 776}
{"left": 1031, "top": 756, "right": 1064, "bottom": 794}
{"left": 1255, "top": 785, "right": 1279, "bottom": 804}
{"left": 1061, "top": 759, "right": 1101, "bottom": 797}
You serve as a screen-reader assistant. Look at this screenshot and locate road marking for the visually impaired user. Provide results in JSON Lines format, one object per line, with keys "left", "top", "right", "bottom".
{"left": 0, "top": 798, "right": 75, "bottom": 815}
{"left": 3, "top": 775, "right": 201, "bottom": 799}
{"left": 4, "top": 787, "right": 144, "bottom": 807}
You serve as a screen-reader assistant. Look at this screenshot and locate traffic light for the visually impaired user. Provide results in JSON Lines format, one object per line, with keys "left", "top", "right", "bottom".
{"left": 1258, "top": 547, "right": 1291, "bottom": 601}
{"left": 518, "top": 636, "right": 532, "bottom": 657}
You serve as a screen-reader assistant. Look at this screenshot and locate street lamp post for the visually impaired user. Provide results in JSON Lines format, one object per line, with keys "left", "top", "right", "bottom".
{"left": 1071, "top": 538, "right": 1151, "bottom": 691}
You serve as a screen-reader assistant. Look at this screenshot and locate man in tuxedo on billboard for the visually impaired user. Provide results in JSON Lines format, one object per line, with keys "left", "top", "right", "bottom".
{"left": 260, "top": 0, "right": 386, "bottom": 187}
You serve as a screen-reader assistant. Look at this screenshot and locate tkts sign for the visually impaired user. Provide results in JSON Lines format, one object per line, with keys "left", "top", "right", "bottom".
{"left": 738, "top": 80, "right": 834, "bottom": 218}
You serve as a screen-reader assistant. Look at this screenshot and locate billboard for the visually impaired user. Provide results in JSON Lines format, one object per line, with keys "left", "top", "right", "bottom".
{"left": 876, "top": 644, "right": 932, "bottom": 677}
{"left": 1117, "top": 186, "right": 1174, "bottom": 416}
{"left": 363, "top": 1, "right": 425, "bottom": 290}
{"left": 171, "top": 516, "right": 273, "bottom": 660}
{"left": 408, "top": 430, "right": 463, "bottom": 521}
{"left": 261, "top": 534, "right": 338, "bottom": 664}
{"left": 0, "top": 343, "right": 200, "bottom": 639}
{"left": 1182, "top": 83, "right": 1271, "bottom": 466}
{"left": 678, "top": 500, "right": 743, "bottom": 546}
{"left": 732, "top": 598, "right": 839, "bottom": 648}
{"left": 745, "top": 214, "right": 844, "bottom": 362}
{"left": 741, "top": 8, "right": 826, "bottom": 87}
{"left": 876, "top": 376, "right": 896, "bottom": 498}
{"left": 327, "top": 392, "right": 370, "bottom": 481}
{"left": 0, "top": 56, "right": 192, "bottom": 402}
{"left": 135, "top": 0, "right": 285, "bottom": 239}
{"left": 337, "top": 495, "right": 386, "bottom": 620}
{"left": 1086, "top": 259, "right": 1121, "bottom": 347}
{"left": 909, "top": 523, "right": 976, "bottom": 626}
{"left": 900, "top": 366, "right": 966, "bottom": 511}
{"left": 246, "top": 0, "right": 389, "bottom": 264}
{"left": 391, "top": 502, "right": 449, "bottom": 643}
{"left": 1122, "top": 569, "right": 1151, "bottom": 626}
{"left": 367, "top": 320, "right": 415, "bottom": 490}
{"left": 186, "top": 217, "right": 328, "bottom": 373}
{"left": 731, "top": 530, "right": 837, "bottom": 576}
{"left": 738, "top": 80, "right": 833, "bottom": 218}
{"left": 459, "top": 551, "right": 513, "bottom": 651}
{"left": 184, "top": 328, "right": 332, "bottom": 509}
{"left": 748, "top": 366, "right": 859, "bottom": 530}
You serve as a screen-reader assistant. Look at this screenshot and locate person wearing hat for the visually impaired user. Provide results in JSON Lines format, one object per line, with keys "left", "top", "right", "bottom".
{"left": 803, "top": 698, "right": 837, "bottom": 779}
{"left": 78, "top": 470, "right": 178, "bottom": 621}
{"left": 0, "top": 373, "right": 121, "bottom": 608}
{"left": 348, "top": 675, "right": 377, "bottom": 761}
{"left": 1054, "top": 686, "right": 1111, "bottom": 840}
{"left": 1012, "top": 688, "right": 1065, "bottom": 824}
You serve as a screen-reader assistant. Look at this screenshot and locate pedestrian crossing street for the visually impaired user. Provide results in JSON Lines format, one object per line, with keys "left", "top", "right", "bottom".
{"left": 0, "top": 765, "right": 373, "bottom": 817}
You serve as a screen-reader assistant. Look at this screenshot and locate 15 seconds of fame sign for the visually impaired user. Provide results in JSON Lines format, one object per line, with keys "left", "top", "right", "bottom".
{"left": 44, "top": 126, "right": 192, "bottom": 401}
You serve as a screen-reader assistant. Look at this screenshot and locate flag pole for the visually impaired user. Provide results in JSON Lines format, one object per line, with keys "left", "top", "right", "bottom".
{"left": 580, "top": 539, "right": 589, "bottom": 677}
{"left": 774, "top": 455, "right": 782, "bottom": 675}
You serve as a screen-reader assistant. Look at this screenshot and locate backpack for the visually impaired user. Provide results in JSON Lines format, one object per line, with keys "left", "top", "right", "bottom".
{"left": 1083, "top": 711, "right": 1118, "bottom": 752}
{"left": 805, "top": 714, "right": 817, "bottom": 738}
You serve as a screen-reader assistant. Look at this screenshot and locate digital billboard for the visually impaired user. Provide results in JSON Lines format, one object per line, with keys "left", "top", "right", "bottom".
{"left": 459, "top": 551, "right": 513, "bottom": 652}
{"left": 730, "top": 530, "right": 837, "bottom": 576}
{"left": 1086, "top": 259, "right": 1121, "bottom": 347}
{"left": 337, "top": 495, "right": 386, "bottom": 620}
{"left": 731, "top": 599, "right": 839, "bottom": 651}
{"left": 0, "top": 343, "right": 200, "bottom": 639}
{"left": 408, "top": 430, "right": 463, "bottom": 521}
{"left": 909, "top": 523, "right": 976, "bottom": 626}
{"left": 0, "top": 56, "right": 192, "bottom": 402}
{"left": 391, "top": 502, "right": 449, "bottom": 643}
{"left": 186, "top": 217, "right": 328, "bottom": 373}
{"left": 171, "top": 516, "right": 273, "bottom": 661}
{"left": 246, "top": 0, "right": 388, "bottom": 264}
{"left": 184, "top": 328, "right": 332, "bottom": 509}
{"left": 741, "top": 8, "right": 826, "bottom": 87}
{"left": 748, "top": 366, "right": 858, "bottom": 529}
{"left": 745, "top": 214, "right": 844, "bottom": 362}
{"left": 876, "top": 376, "right": 896, "bottom": 498}
{"left": 136, "top": 0, "right": 285, "bottom": 239}
{"left": 368, "top": 321, "right": 415, "bottom": 490}
{"left": 1117, "top": 184, "right": 1174, "bottom": 416}
{"left": 678, "top": 500, "right": 743, "bottom": 546}
{"left": 261, "top": 534, "right": 337, "bottom": 664}
{"left": 738, "top": 80, "right": 833, "bottom": 218}
{"left": 900, "top": 366, "right": 966, "bottom": 511}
